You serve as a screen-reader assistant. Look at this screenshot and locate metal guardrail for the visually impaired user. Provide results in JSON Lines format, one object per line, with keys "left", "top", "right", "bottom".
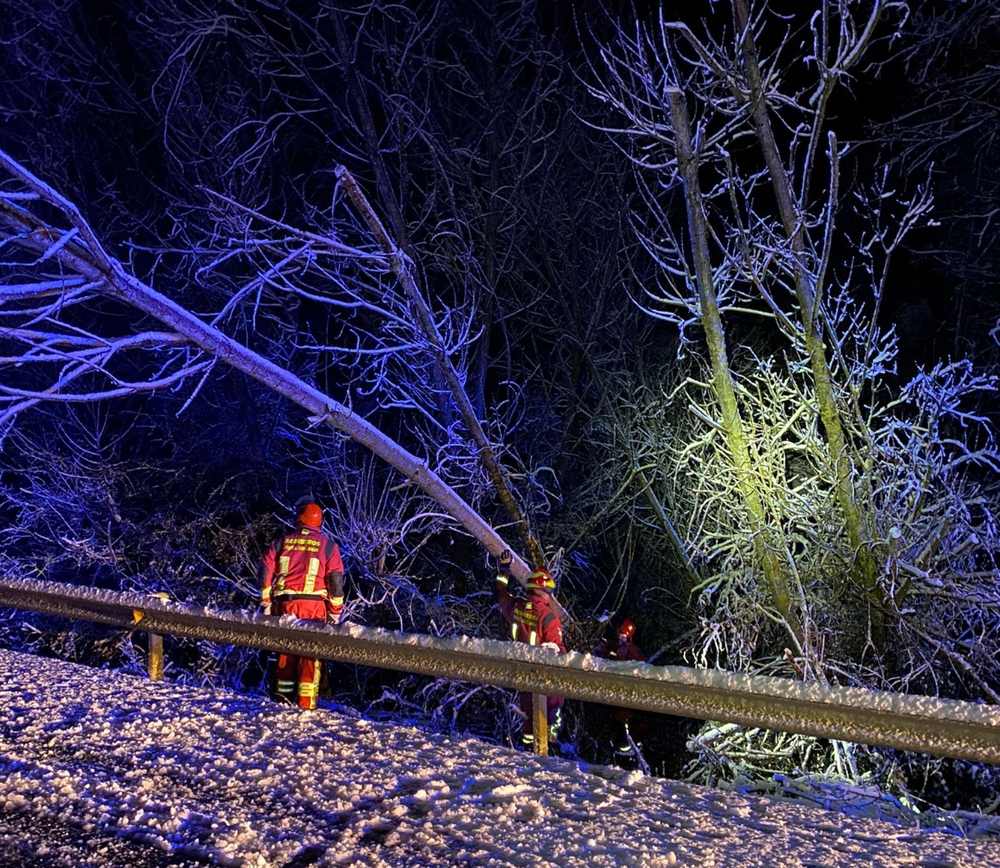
{"left": 2, "top": 578, "right": 999, "bottom": 764}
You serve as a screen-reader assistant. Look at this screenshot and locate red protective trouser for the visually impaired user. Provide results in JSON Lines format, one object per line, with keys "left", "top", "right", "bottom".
{"left": 518, "top": 692, "right": 563, "bottom": 721}
{"left": 274, "top": 598, "right": 326, "bottom": 709}
{"left": 517, "top": 692, "right": 563, "bottom": 746}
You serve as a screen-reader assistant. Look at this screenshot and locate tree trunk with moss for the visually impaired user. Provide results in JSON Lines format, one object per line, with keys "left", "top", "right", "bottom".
{"left": 733, "top": 0, "right": 885, "bottom": 636}
{"left": 668, "top": 89, "right": 800, "bottom": 640}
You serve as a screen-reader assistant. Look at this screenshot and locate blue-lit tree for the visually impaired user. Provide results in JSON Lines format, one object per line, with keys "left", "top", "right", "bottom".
{"left": 0, "top": 0, "right": 621, "bottom": 739}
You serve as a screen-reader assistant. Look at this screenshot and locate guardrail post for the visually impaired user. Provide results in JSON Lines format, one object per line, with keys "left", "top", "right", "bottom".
{"left": 147, "top": 632, "right": 164, "bottom": 681}
{"left": 532, "top": 693, "right": 548, "bottom": 756}
{"left": 136, "top": 593, "right": 169, "bottom": 682}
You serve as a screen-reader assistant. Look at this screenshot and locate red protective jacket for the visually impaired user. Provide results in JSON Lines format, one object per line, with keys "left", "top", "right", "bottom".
{"left": 496, "top": 576, "right": 564, "bottom": 652}
{"left": 593, "top": 637, "right": 645, "bottom": 663}
{"left": 594, "top": 635, "right": 645, "bottom": 728}
{"left": 260, "top": 525, "right": 344, "bottom": 619}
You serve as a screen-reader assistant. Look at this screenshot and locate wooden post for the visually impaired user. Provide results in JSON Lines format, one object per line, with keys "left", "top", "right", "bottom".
{"left": 147, "top": 632, "right": 164, "bottom": 681}
{"left": 532, "top": 693, "right": 548, "bottom": 756}
{"left": 145, "top": 592, "right": 170, "bottom": 681}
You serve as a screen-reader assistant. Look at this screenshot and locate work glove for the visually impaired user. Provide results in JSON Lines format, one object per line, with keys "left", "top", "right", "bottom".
{"left": 496, "top": 549, "right": 513, "bottom": 586}
{"left": 327, "top": 599, "right": 344, "bottom": 624}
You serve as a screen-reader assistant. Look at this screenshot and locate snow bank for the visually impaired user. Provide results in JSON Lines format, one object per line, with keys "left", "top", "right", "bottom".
{"left": 1, "top": 649, "right": 996, "bottom": 867}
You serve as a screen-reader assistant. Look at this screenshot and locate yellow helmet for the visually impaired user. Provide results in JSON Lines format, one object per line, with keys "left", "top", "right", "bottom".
{"left": 527, "top": 568, "right": 555, "bottom": 590}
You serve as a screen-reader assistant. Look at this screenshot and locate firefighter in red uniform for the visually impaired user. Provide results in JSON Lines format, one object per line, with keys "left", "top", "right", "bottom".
{"left": 259, "top": 501, "right": 345, "bottom": 710}
{"left": 494, "top": 549, "right": 565, "bottom": 748}
{"left": 593, "top": 618, "right": 645, "bottom": 755}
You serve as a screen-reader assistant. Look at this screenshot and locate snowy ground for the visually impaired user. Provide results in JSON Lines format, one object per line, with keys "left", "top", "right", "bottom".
{"left": 1, "top": 650, "right": 997, "bottom": 867}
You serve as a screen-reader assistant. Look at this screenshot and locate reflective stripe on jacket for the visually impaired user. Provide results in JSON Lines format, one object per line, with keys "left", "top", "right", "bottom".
{"left": 496, "top": 574, "right": 564, "bottom": 652}
{"left": 593, "top": 638, "right": 645, "bottom": 662}
{"left": 260, "top": 526, "right": 344, "bottom": 610}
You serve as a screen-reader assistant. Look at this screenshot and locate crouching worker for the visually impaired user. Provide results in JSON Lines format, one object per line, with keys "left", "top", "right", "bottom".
{"left": 593, "top": 618, "right": 645, "bottom": 756}
{"left": 494, "top": 549, "right": 565, "bottom": 748}
{"left": 260, "top": 500, "right": 345, "bottom": 710}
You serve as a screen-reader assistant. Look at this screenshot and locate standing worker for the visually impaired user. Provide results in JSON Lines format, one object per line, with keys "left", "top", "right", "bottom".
{"left": 259, "top": 500, "right": 345, "bottom": 710}
{"left": 593, "top": 618, "right": 645, "bottom": 755}
{"left": 494, "top": 549, "right": 565, "bottom": 748}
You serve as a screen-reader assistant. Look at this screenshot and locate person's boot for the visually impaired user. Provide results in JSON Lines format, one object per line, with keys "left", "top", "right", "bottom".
{"left": 615, "top": 723, "right": 635, "bottom": 757}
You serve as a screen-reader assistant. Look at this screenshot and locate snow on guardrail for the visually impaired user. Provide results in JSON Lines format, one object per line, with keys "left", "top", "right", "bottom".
{"left": 1, "top": 577, "right": 999, "bottom": 764}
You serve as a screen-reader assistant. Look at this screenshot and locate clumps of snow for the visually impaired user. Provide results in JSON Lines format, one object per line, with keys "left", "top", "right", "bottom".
{"left": 736, "top": 774, "right": 1000, "bottom": 840}
{"left": 484, "top": 784, "right": 535, "bottom": 803}
{"left": 1, "top": 648, "right": 997, "bottom": 867}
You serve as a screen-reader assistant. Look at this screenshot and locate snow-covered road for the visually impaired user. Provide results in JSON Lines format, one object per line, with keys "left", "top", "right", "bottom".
{"left": 0, "top": 650, "right": 996, "bottom": 867}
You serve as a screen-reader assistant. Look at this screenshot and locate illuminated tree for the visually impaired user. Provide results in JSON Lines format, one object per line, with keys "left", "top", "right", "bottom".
{"left": 581, "top": 1, "right": 1000, "bottom": 786}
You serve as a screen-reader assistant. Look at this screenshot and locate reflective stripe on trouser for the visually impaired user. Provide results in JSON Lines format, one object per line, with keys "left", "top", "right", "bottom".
{"left": 297, "top": 657, "right": 321, "bottom": 710}
{"left": 275, "top": 654, "right": 298, "bottom": 700}
{"left": 520, "top": 700, "right": 563, "bottom": 744}
{"left": 272, "top": 598, "right": 326, "bottom": 708}
{"left": 275, "top": 654, "right": 321, "bottom": 709}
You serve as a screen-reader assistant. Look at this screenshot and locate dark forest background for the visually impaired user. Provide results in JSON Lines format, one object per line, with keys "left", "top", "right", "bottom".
{"left": 1, "top": 0, "right": 998, "bottom": 814}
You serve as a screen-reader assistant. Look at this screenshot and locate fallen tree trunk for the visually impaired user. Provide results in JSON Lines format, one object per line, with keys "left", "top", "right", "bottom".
{"left": 336, "top": 166, "right": 546, "bottom": 570}
{"left": 0, "top": 149, "right": 533, "bottom": 583}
